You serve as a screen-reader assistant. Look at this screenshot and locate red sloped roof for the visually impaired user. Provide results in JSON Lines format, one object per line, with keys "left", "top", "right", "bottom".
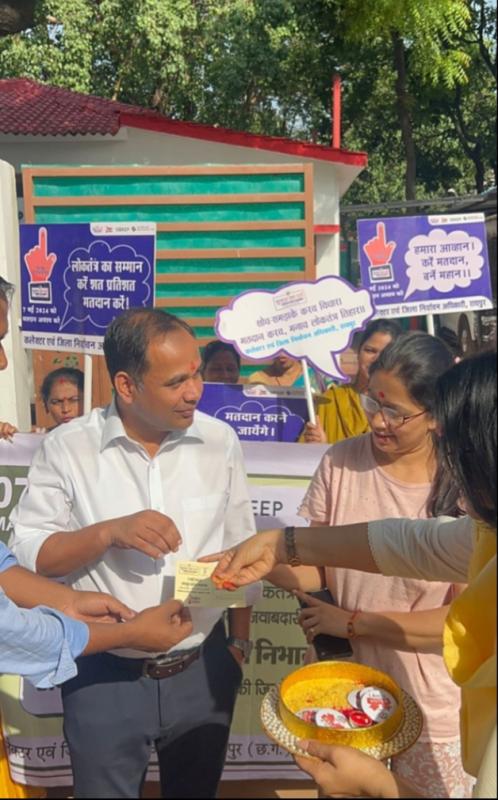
{"left": 0, "top": 78, "right": 367, "bottom": 166}
{"left": 0, "top": 78, "right": 160, "bottom": 136}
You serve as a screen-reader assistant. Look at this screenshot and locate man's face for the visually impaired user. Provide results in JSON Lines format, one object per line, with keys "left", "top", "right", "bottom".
{"left": 0, "top": 298, "right": 9, "bottom": 372}
{"left": 122, "top": 328, "right": 203, "bottom": 434}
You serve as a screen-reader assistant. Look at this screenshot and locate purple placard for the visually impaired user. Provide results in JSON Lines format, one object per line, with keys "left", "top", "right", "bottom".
{"left": 357, "top": 213, "right": 492, "bottom": 319}
{"left": 20, "top": 222, "right": 155, "bottom": 354}
{"left": 197, "top": 383, "right": 308, "bottom": 442}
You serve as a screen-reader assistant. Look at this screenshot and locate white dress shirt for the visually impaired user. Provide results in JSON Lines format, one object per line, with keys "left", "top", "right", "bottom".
{"left": 9, "top": 402, "right": 257, "bottom": 656}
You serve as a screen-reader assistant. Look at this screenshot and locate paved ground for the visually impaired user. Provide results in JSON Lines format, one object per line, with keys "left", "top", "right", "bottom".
{"left": 47, "top": 779, "right": 318, "bottom": 798}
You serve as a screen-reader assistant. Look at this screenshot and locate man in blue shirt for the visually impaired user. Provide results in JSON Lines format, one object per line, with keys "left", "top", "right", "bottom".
{"left": 0, "top": 276, "right": 192, "bottom": 686}
{"left": 0, "top": 540, "right": 192, "bottom": 686}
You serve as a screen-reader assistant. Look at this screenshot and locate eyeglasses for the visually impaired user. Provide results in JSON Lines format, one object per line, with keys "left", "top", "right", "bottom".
{"left": 359, "top": 394, "right": 427, "bottom": 429}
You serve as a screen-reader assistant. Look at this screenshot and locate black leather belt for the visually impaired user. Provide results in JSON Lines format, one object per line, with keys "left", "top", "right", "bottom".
{"left": 141, "top": 647, "right": 201, "bottom": 679}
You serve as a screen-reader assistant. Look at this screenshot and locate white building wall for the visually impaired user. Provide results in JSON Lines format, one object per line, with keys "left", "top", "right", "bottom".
{"left": 0, "top": 160, "right": 32, "bottom": 430}
{"left": 0, "top": 126, "right": 363, "bottom": 278}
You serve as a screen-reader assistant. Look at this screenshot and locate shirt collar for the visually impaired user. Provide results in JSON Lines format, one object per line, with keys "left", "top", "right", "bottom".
{"left": 100, "top": 399, "right": 205, "bottom": 453}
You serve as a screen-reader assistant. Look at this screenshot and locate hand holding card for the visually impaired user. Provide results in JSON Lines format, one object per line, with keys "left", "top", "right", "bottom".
{"left": 174, "top": 561, "right": 246, "bottom": 608}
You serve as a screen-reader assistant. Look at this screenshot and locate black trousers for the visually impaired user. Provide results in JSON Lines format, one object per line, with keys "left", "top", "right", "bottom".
{"left": 61, "top": 621, "right": 242, "bottom": 798}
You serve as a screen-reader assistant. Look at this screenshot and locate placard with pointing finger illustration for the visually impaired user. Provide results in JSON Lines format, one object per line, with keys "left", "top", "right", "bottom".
{"left": 357, "top": 214, "right": 492, "bottom": 319}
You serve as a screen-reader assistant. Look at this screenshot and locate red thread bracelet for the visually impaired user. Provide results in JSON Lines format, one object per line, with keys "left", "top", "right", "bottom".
{"left": 346, "top": 610, "right": 361, "bottom": 639}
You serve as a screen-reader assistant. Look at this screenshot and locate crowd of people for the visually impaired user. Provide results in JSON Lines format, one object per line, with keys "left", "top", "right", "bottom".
{"left": 0, "top": 270, "right": 496, "bottom": 799}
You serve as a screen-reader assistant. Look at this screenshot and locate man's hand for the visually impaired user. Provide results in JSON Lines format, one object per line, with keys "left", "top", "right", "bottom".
{"left": 102, "top": 510, "right": 182, "bottom": 559}
{"left": 0, "top": 421, "right": 17, "bottom": 440}
{"left": 124, "top": 600, "right": 193, "bottom": 652}
{"left": 294, "top": 740, "right": 401, "bottom": 798}
{"left": 61, "top": 590, "right": 136, "bottom": 623}
{"left": 200, "top": 529, "right": 285, "bottom": 587}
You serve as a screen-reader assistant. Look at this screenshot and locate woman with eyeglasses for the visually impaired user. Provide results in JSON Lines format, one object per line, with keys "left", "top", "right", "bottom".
{"left": 278, "top": 333, "right": 472, "bottom": 796}
{"left": 295, "top": 332, "right": 470, "bottom": 796}
{"left": 40, "top": 367, "right": 84, "bottom": 430}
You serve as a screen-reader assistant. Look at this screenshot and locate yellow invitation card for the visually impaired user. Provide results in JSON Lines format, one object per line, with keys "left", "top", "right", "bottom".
{"left": 174, "top": 561, "right": 246, "bottom": 608}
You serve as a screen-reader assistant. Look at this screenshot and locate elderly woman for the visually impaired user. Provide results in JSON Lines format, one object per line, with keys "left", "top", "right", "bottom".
{"left": 40, "top": 367, "right": 84, "bottom": 429}
{"left": 201, "top": 340, "right": 241, "bottom": 384}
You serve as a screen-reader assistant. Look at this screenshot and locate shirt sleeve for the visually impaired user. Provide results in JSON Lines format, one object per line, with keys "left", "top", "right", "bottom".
{"left": 222, "top": 427, "right": 257, "bottom": 549}
{"left": 0, "top": 589, "right": 89, "bottom": 688}
{"left": 298, "top": 450, "right": 333, "bottom": 522}
{"left": 0, "top": 541, "right": 17, "bottom": 573}
{"left": 9, "top": 436, "right": 73, "bottom": 572}
{"left": 368, "top": 515, "right": 473, "bottom": 583}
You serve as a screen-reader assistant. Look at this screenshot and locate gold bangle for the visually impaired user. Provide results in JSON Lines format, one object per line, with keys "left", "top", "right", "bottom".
{"left": 346, "top": 610, "right": 361, "bottom": 639}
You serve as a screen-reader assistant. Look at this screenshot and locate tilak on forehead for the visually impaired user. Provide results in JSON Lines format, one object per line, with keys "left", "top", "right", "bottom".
{"left": 378, "top": 390, "right": 385, "bottom": 399}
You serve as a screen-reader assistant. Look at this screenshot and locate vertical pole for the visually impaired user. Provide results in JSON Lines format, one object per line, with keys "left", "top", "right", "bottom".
{"left": 426, "top": 314, "right": 435, "bottom": 336}
{"left": 83, "top": 353, "right": 93, "bottom": 414}
{"left": 332, "top": 74, "right": 341, "bottom": 149}
{"left": 301, "top": 358, "right": 316, "bottom": 425}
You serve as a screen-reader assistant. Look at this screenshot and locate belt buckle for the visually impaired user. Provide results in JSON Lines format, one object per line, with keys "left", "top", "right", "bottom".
{"left": 142, "top": 652, "right": 187, "bottom": 679}
{"left": 141, "top": 656, "right": 166, "bottom": 678}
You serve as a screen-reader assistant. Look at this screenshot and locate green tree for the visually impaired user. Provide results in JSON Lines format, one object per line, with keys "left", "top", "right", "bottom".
{"left": 332, "top": 0, "right": 473, "bottom": 200}
{"left": 0, "top": 0, "right": 495, "bottom": 203}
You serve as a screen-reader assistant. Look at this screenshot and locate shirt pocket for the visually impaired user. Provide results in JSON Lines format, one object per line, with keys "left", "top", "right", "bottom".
{"left": 181, "top": 492, "right": 227, "bottom": 559}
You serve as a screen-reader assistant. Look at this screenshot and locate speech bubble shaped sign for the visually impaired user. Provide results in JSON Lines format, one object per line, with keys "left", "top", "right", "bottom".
{"left": 404, "top": 228, "right": 484, "bottom": 300}
{"left": 215, "top": 277, "right": 374, "bottom": 381}
{"left": 60, "top": 239, "right": 152, "bottom": 330}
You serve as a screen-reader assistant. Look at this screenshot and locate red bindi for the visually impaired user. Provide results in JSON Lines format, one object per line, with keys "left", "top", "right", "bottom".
{"left": 378, "top": 391, "right": 385, "bottom": 399}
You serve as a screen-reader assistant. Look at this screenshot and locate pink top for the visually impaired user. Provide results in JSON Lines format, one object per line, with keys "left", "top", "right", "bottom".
{"left": 299, "top": 433, "right": 461, "bottom": 741}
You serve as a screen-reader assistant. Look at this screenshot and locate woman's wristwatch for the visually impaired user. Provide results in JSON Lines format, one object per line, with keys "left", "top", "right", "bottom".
{"left": 227, "top": 637, "right": 253, "bottom": 663}
{"left": 284, "top": 526, "right": 301, "bottom": 566}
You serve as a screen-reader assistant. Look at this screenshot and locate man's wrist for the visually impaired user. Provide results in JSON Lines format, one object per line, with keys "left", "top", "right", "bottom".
{"left": 84, "top": 619, "right": 135, "bottom": 655}
{"left": 59, "top": 587, "right": 83, "bottom": 617}
{"left": 97, "top": 521, "right": 114, "bottom": 550}
{"left": 227, "top": 636, "right": 253, "bottom": 662}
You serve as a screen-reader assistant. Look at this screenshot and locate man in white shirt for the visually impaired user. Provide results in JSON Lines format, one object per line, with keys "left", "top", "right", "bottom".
{"left": 10, "top": 308, "right": 257, "bottom": 799}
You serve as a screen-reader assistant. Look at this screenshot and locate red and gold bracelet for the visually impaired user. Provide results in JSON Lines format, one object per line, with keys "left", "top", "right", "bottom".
{"left": 346, "top": 609, "right": 361, "bottom": 639}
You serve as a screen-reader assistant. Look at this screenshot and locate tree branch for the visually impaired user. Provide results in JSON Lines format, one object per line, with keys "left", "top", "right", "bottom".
{"left": 476, "top": 0, "right": 496, "bottom": 79}
{"left": 0, "top": 0, "right": 36, "bottom": 36}
{"left": 391, "top": 30, "right": 417, "bottom": 200}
